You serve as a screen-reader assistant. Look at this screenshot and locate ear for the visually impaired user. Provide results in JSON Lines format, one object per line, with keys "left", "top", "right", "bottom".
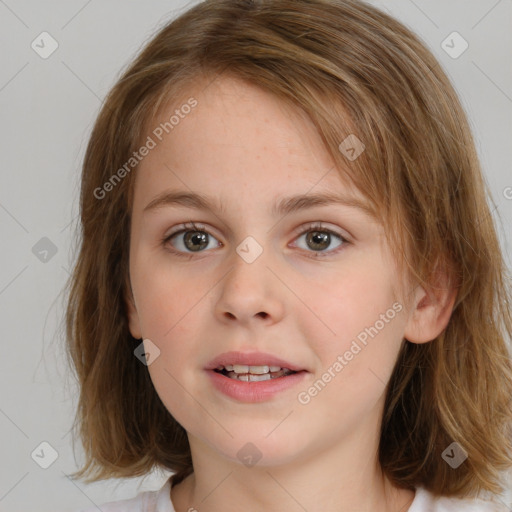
{"left": 403, "top": 268, "right": 457, "bottom": 344}
{"left": 124, "top": 279, "right": 142, "bottom": 340}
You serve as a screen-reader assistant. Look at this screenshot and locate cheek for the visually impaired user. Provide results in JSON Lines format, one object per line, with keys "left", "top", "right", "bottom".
{"left": 131, "top": 274, "right": 205, "bottom": 417}
{"left": 132, "top": 254, "right": 206, "bottom": 340}
{"left": 296, "top": 270, "right": 406, "bottom": 425}
{"left": 132, "top": 249, "right": 216, "bottom": 341}
{"left": 297, "top": 261, "right": 402, "bottom": 357}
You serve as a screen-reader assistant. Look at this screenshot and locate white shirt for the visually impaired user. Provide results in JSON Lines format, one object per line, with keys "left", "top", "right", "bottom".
{"left": 76, "top": 478, "right": 510, "bottom": 512}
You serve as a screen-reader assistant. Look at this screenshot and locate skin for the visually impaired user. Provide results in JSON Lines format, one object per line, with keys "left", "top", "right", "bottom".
{"left": 126, "top": 75, "right": 456, "bottom": 512}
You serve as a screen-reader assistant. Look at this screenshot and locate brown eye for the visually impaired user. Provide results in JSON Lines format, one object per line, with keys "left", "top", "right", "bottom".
{"left": 163, "top": 223, "right": 222, "bottom": 256}
{"left": 293, "top": 224, "right": 348, "bottom": 257}
{"left": 167, "top": 229, "right": 220, "bottom": 253}
{"left": 182, "top": 231, "right": 209, "bottom": 252}
{"left": 305, "top": 231, "right": 332, "bottom": 251}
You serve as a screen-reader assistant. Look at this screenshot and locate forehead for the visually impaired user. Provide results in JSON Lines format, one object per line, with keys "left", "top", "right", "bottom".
{"left": 131, "top": 75, "right": 370, "bottom": 215}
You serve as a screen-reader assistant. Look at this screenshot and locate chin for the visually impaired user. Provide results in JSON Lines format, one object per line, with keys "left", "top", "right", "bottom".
{"left": 203, "top": 426, "right": 309, "bottom": 469}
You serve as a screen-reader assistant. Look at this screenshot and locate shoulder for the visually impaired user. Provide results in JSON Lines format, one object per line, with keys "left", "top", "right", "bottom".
{"left": 75, "top": 478, "right": 173, "bottom": 512}
{"left": 410, "top": 487, "right": 510, "bottom": 512}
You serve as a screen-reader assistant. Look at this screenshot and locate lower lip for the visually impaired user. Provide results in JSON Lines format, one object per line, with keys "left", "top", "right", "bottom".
{"left": 206, "top": 370, "right": 308, "bottom": 403}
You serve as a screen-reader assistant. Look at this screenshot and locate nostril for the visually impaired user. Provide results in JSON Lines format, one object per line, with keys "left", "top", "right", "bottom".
{"left": 222, "top": 311, "right": 269, "bottom": 320}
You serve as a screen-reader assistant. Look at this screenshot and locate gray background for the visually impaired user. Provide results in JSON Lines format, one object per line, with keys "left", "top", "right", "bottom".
{"left": 0, "top": 1, "right": 511, "bottom": 511}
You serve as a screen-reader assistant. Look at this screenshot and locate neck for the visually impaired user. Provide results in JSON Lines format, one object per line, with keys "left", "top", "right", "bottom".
{"left": 170, "top": 432, "right": 415, "bottom": 512}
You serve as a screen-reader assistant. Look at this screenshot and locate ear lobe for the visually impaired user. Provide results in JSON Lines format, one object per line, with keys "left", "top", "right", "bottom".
{"left": 125, "top": 282, "right": 142, "bottom": 340}
{"left": 403, "top": 271, "right": 457, "bottom": 344}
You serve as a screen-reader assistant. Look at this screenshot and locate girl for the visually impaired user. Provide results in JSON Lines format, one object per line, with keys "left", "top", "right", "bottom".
{"left": 67, "top": 0, "right": 512, "bottom": 510}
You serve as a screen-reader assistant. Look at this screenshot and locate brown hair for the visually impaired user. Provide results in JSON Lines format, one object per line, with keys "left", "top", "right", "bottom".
{"left": 65, "top": 0, "right": 512, "bottom": 497}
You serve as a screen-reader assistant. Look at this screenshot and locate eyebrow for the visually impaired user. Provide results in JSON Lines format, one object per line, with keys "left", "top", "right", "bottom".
{"left": 143, "top": 190, "right": 375, "bottom": 218}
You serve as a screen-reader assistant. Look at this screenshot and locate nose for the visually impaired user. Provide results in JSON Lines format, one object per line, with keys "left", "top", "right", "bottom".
{"left": 214, "top": 246, "right": 286, "bottom": 327}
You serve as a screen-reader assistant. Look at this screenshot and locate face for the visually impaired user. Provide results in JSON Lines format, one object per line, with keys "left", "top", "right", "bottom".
{"left": 126, "top": 75, "right": 419, "bottom": 468}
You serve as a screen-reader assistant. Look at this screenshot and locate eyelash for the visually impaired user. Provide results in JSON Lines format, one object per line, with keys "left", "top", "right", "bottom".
{"left": 161, "top": 221, "right": 350, "bottom": 259}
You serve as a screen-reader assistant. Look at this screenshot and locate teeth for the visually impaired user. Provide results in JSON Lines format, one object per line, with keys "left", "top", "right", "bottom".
{"left": 249, "top": 373, "right": 272, "bottom": 382}
{"left": 225, "top": 364, "right": 283, "bottom": 374}
{"left": 215, "top": 363, "right": 296, "bottom": 380}
{"left": 224, "top": 368, "right": 294, "bottom": 381}
{"left": 228, "top": 372, "right": 272, "bottom": 382}
{"left": 248, "top": 365, "right": 269, "bottom": 374}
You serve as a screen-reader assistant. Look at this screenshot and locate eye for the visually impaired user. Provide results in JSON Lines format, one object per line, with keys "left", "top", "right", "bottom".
{"left": 292, "top": 223, "right": 349, "bottom": 257}
{"left": 162, "top": 221, "right": 349, "bottom": 258}
{"left": 162, "top": 222, "right": 222, "bottom": 256}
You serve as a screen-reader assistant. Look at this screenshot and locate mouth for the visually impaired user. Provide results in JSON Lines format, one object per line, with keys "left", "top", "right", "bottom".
{"left": 205, "top": 351, "right": 308, "bottom": 401}
{"left": 213, "top": 364, "right": 297, "bottom": 382}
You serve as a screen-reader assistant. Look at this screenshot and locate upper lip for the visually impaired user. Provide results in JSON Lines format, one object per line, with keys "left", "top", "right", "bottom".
{"left": 205, "top": 351, "right": 306, "bottom": 372}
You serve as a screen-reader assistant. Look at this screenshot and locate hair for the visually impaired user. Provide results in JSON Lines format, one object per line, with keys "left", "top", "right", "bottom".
{"left": 65, "top": 0, "right": 512, "bottom": 498}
